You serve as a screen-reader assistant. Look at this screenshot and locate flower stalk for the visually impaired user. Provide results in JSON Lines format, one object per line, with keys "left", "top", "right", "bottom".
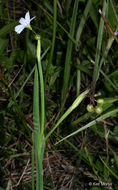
{"left": 34, "top": 37, "right": 45, "bottom": 190}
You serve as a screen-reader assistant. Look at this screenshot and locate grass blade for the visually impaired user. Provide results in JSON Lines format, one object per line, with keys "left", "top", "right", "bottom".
{"left": 45, "top": 0, "right": 57, "bottom": 87}
{"left": 57, "top": 107, "right": 118, "bottom": 144}
{"left": 75, "top": 0, "right": 92, "bottom": 50}
{"left": 92, "top": 0, "right": 108, "bottom": 88}
{"left": 61, "top": 0, "right": 79, "bottom": 110}
{"left": 0, "top": 22, "right": 17, "bottom": 36}
{"left": 46, "top": 89, "right": 89, "bottom": 140}
{"left": 76, "top": 58, "right": 81, "bottom": 96}
{"left": 100, "top": 156, "right": 118, "bottom": 180}
{"left": 8, "top": 46, "right": 50, "bottom": 108}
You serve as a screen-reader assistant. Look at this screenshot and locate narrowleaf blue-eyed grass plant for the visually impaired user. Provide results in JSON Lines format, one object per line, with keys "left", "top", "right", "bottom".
{"left": 14, "top": 10, "right": 90, "bottom": 190}
{"left": 1, "top": 0, "right": 118, "bottom": 189}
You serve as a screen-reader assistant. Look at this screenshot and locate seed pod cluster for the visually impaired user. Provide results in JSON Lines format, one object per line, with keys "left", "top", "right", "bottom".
{"left": 87, "top": 98, "right": 104, "bottom": 114}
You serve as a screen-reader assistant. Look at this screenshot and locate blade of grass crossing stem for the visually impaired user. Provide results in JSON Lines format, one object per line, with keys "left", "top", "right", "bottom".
{"left": 100, "top": 156, "right": 118, "bottom": 179}
{"left": 46, "top": 89, "right": 89, "bottom": 141}
{"left": 8, "top": 46, "right": 50, "bottom": 108}
{"left": 92, "top": 0, "right": 108, "bottom": 89}
{"left": 71, "top": 112, "right": 92, "bottom": 126}
{"left": 90, "top": 59, "right": 118, "bottom": 92}
{"left": 85, "top": 147, "right": 98, "bottom": 176}
{"left": 75, "top": 0, "right": 92, "bottom": 50}
{"left": 98, "top": 25, "right": 118, "bottom": 79}
{"left": 61, "top": 0, "right": 79, "bottom": 111}
{"left": 99, "top": 36, "right": 114, "bottom": 70}
{"left": 8, "top": 88, "right": 30, "bottom": 134}
{"left": 45, "top": 0, "right": 57, "bottom": 87}
{"left": 100, "top": 69, "right": 118, "bottom": 92}
{"left": 56, "top": 107, "right": 118, "bottom": 144}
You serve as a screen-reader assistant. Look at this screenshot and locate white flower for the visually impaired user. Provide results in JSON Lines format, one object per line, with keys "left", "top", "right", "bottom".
{"left": 114, "top": 32, "right": 118, "bottom": 36}
{"left": 15, "top": 11, "right": 35, "bottom": 34}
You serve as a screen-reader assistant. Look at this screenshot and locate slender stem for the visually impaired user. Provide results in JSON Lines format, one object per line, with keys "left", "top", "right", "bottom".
{"left": 37, "top": 39, "right": 45, "bottom": 134}
{"left": 33, "top": 64, "right": 40, "bottom": 189}
{"left": 35, "top": 38, "right": 45, "bottom": 190}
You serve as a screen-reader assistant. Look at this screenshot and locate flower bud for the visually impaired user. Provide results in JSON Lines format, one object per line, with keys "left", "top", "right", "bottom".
{"left": 86, "top": 104, "right": 94, "bottom": 112}
{"left": 96, "top": 98, "right": 104, "bottom": 105}
{"left": 95, "top": 106, "right": 103, "bottom": 114}
{"left": 35, "top": 34, "right": 40, "bottom": 40}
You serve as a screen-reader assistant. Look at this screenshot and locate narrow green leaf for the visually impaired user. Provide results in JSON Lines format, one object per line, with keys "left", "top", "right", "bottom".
{"left": 75, "top": 0, "right": 92, "bottom": 50}
{"left": 0, "top": 22, "right": 17, "bottom": 36}
{"left": 46, "top": 89, "right": 89, "bottom": 140}
{"left": 93, "top": 0, "right": 108, "bottom": 85}
{"left": 61, "top": 0, "right": 79, "bottom": 110}
{"left": 57, "top": 107, "right": 118, "bottom": 144}
{"left": 100, "top": 156, "right": 118, "bottom": 180}
{"left": 0, "top": 38, "right": 8, "bottom": 55}
{"left": 45, "top": 0, "right": 57, "bottom": 88}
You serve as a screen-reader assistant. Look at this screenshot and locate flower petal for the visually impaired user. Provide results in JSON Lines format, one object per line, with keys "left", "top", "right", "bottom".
{"left": 19, "top": 18, "right": 27, "bottom": 26}
{"left": 15, "top": 25, "right": 25, "bottom": 34}
{"left": 25, "top": 11, "right": 30, "bottom": 25}
{"left": 114, "top": 32, "right": 118, "bottom": 36}
{"left": 30, "top": 16, "right": 36, "bottom": 22}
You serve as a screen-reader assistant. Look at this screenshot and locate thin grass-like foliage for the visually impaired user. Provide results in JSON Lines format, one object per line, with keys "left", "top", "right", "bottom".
{"left": 61, "top": 0, "right": 79, "bottom": 111}
{"left": 57, "top": 107, "right": 118, "bottom": 144}
{"left": 75, "top": 0, "right": 92, "bottom": 50}
{"left": 46, "top": 89, "right": 89, "bottom": 140}
{"left": 92, "top": 0, "right": 108, "bottom": 90}
{"left": 8, "top": 46, "right": 50, "bottom": 108}
{"left": 1, "top": 0, "right": 118, "bottom": 189}
{"left": 45, "top": 0, "right": 57, "bottom": 88}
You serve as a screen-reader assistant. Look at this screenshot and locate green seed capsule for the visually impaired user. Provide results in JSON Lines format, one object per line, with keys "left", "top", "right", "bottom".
{"left": 35, "top": 34, "right": 40, "bottom": 40}
{"left": 96, "top": 98, "right": 104, "bottom": 105}
{"left": 87, "top": 104, "right": 94, "bottom": 112}
{"left": 95, "top": 106, "right": 103, "bottom": 114}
